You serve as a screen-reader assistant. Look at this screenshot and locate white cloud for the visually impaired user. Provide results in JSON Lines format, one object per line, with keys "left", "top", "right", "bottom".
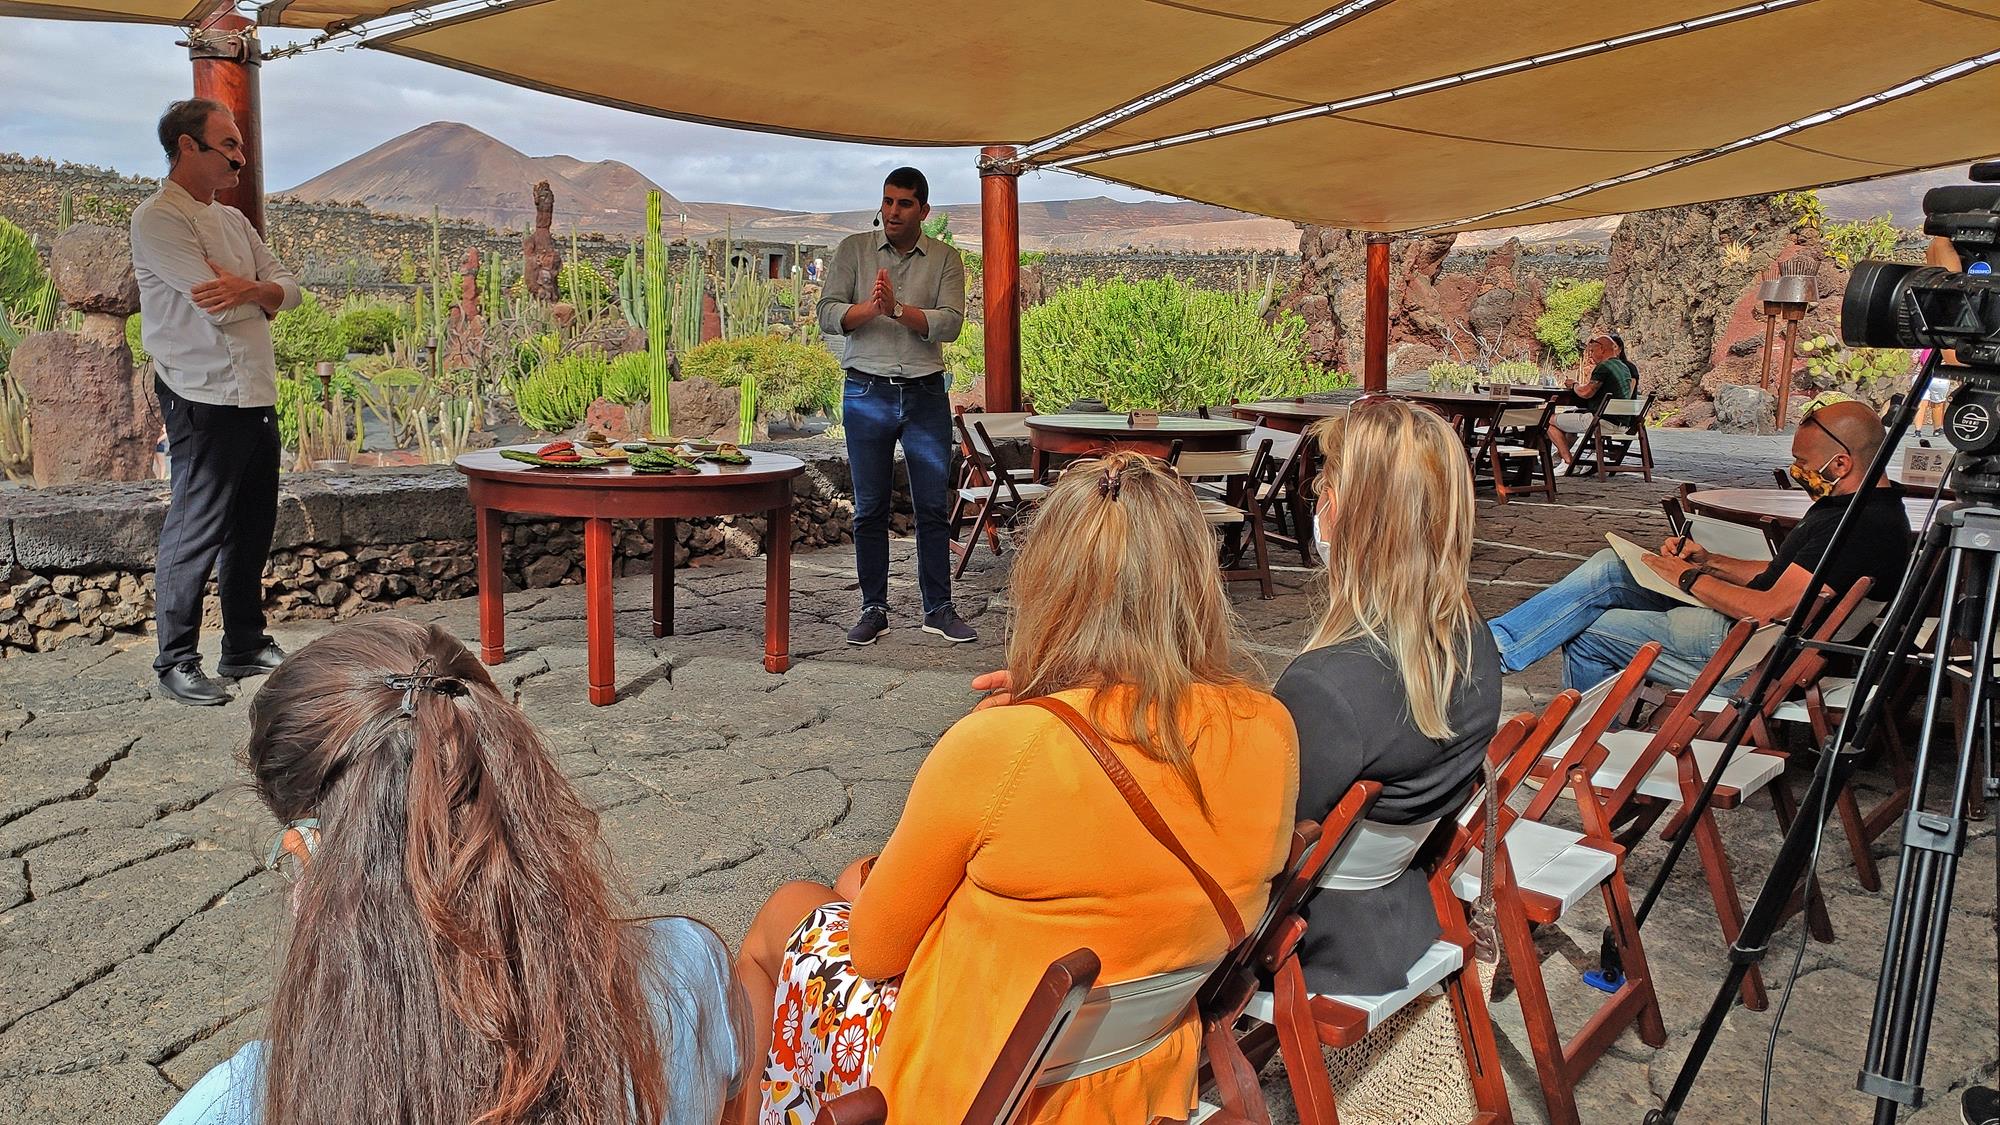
{"left": 0, "top": 16, "right": 1173, "bottom": 211}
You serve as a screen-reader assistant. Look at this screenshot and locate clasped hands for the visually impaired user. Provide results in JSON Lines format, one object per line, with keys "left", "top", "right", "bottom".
{"left": 862, "top": 268, "right": 904, "bottom": 322}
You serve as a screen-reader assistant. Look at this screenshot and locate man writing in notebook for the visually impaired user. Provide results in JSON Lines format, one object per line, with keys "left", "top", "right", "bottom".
{"left": 1488, "top": 400, "right": 1913, "bottom": 689}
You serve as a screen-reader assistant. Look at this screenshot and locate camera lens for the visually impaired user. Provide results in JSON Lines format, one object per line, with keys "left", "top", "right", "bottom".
{"left": 1841, "top": 261, "right": 1917, "bottom": 349}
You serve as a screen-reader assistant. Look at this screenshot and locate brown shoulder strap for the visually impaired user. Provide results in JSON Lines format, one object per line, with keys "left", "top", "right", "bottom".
{"left": 1024, "top": 696, "right": 1244, "bottom": 944}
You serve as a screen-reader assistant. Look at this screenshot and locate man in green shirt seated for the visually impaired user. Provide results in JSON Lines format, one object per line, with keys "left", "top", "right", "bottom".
{"left": 1550, "top": 333, "right": 1637, "bottom": 465}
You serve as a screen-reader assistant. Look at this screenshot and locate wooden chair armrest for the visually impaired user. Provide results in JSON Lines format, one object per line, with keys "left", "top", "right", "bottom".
{"left": 814, "top": 1087, "right": 889, "bottom": 1125}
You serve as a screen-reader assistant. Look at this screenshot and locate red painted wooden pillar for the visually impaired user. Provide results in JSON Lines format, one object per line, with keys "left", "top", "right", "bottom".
{"left": 980, "top": 145, "right": 1023, "bottom": 412}
{"left": 1363, "top": 233, "right": 1391, "bottom": 394}
{"left": 190, "top": 7, "right": 265, "bottom": 234}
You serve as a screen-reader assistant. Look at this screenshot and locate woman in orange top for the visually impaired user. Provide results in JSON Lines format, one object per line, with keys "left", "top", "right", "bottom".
{"left": 733, "top": 452, "right": 1299, "bottom": 1124}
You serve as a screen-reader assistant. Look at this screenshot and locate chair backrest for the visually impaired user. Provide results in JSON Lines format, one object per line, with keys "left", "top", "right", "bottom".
{"left": 1525, "top": 643, "right": 1663, "bottom": 821}
{"left": 1497, "top": 404, "right": 1549, "bottom": 429}
{"left": 957, "top": 949, "right": 1103, "bottom": 1124}
{"left": 1687, "top": 512, "right": 1775, "bottom": 561}
{"left": 1171, "top": 440, "right": 1267, "bottom": 480}
{"left": 1592, "top": 619, "right": 1760, "bottom": 817}
{"left": 1314, "top": 819, "right": 1441, "bottom": 892}
{"left": 1600, "top": 396, "right": 1649, "bottom": 434}
{"left": 1697, "top": 580, "right": 1874, "bottom": 739}
{"left": 1250, "top": 424, "right": 1301, "bottom": 462}
{"left": 1033, "top": 962, "right": 1217, "bottom": 1086}
{"left": 955, "top": 410, "right": 997, "bottom": 469}
{"left": 972, "top": 410, "right": 1036, "bottom": 443}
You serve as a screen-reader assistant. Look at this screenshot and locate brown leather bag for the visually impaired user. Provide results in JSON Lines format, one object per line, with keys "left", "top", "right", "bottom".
{"left": 1023, "top": 696, "right": 1272, "bottom": 1125}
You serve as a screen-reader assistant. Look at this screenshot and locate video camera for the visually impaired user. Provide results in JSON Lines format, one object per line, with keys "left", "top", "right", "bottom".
{"left": 1842, "top": 161, "right": 2000, "bottom": 479}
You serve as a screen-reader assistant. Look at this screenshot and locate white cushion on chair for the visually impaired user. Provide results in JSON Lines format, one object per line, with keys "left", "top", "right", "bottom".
{"left": 1241, "top": 939, "right": 1464, "bottom": 1033}
{"left": 1450, "top": 819, "right": 1614, "bottom": 914}
{"left": 956, "top": 482, "right": 1049, "bottom": 502}
{"left": 1544, "top": 728, "right": 1785, "bottom": 802}
{"left": 1772, "top": 678, "right": 1856, "bottom": 724}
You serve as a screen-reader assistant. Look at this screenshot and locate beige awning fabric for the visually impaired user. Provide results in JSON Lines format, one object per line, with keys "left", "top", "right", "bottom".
{"left": 3, "top": 0, "right": 1996, "bottom": 231}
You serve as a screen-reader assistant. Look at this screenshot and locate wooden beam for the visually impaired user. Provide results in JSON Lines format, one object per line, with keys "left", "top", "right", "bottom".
{"left": 190, "top": 6, "right": 265, "bottom": 234}
{"left": 979, "top": 146, "right": 1023, "bottom": 412}
{"left": 1364, "top": 233, "right": 1390, "bottom": 393}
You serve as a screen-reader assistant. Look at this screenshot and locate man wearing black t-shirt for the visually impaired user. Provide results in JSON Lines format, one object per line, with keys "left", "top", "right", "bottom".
{"left": 1490, "top": 400, "right": 1913, "bottom": 689}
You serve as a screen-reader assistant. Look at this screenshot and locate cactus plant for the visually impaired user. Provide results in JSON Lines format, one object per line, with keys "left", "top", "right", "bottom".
{"left": 644, "top": 191, "right": 672, "bottom": 436}
{"left": 738, "top": 373, "right": 759, "bottom": 445}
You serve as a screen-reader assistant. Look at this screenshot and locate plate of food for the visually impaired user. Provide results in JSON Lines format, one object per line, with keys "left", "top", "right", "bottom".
{"left": 500, "top": 442, "right": 611, "bottom": 470}
{"left": 627, "top": 447, "right": 704, "bottom": 474}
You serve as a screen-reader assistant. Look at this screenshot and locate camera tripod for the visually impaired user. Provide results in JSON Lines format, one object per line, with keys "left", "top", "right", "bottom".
{"left": 1646, "top": 357, "right": 2000, "bottom": 1122}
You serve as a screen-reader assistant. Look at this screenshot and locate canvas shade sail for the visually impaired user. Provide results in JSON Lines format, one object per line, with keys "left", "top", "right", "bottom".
{"left": 2, "top": 0, "right": 1996, "bottom": 232}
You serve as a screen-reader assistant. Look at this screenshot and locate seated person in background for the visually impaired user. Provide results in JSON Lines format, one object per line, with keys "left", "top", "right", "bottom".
{"left": 1274, "top": 400, "right": 1501, "bottom": 995}
{"left": 1491, "top": 400, "right": 1914, "bottom": 690}
{"left": 1550, "top": 333, "right": 1638, "bottom": 464}
{"left": 161, "top": 621, "right": 747, "bottom": 1125}
{"left": 732, "top": 452, "right": 1299, "bottom": 1125}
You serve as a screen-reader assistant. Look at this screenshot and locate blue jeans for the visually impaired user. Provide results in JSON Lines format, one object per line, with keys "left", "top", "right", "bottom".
{"left": 843, "top": 370, "right": 954, "bottom": 616}
{"left": 1488, "top": 548, "right": 1731, "bottom": 690}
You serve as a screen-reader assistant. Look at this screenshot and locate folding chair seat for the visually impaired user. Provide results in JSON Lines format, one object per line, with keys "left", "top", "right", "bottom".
{"left": 1475, "top": 401, "right": 1558, "bottom": 503}
{"left": 1170, "top": 442, "right": 1277, "bottom": 599}
{"left": 948, "top": 413, "right": 1049, "bottom": 578}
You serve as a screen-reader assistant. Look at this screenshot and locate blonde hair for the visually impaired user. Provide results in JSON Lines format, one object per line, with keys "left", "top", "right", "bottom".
{"left": 1306, "top": 401, "right": 1478, "bottom": 740}
{"left": 1006, "top": 452, "right": 1251, "bottom": 812}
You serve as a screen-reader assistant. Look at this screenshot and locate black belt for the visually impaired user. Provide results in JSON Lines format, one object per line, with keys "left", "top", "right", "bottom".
{"left": 847, "top": 368, "right": 944, "bottom": 384}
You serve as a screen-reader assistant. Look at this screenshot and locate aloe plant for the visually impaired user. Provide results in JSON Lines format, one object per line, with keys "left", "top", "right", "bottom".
{"left": 644, "top": 191, "right": 671, "bottom": 436}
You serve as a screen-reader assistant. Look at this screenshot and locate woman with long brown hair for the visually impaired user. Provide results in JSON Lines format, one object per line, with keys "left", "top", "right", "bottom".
{"left": 732, "top": 452, "right": 1298, "bottom": 1124}
{"left": 1274, "top": 399, "right": 1501, "bottom": 996}
{"left": 159, "top": 619, "right": 746, "bottom": 1125}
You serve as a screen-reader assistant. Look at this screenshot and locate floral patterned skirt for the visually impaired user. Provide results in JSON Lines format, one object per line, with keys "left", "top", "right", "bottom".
{"left": 760, "top": 902, "right": 901, "bottom": 1125}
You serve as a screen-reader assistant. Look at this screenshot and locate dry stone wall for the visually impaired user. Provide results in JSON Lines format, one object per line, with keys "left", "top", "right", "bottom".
{"left": 0, "top": 439, "right": 916, "bottom": 657}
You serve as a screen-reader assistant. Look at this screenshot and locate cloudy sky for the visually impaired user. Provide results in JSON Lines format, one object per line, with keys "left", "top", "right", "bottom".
{"left": 0, "top": 17, "right": 1170, "bottom": 211}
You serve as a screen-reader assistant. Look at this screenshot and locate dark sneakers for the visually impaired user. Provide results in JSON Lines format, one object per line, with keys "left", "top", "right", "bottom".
{"left": 846, "top": 606, "right": 891, "bottom": 646}
{"left": 923, "top": 606, "right": 978, "bottom": 644}
{"left": 218, "top": 641, "right": 287, "bottom": 679}
{"left": 1963, "top": 1085, "right": 2000, "bottom": 1125}
{"left": 156, "top": 660, "right": 232, "bottom": 706}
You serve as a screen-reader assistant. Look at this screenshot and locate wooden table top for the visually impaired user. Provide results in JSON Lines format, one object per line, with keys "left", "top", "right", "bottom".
{"left": 1024, "top": 413, "right": 1256, "bottom": 437}
{"left": 1685, "top": 487, "right": 1935, "bottom": 532}
{"left": 1230, "top": 401, "right": 1349, "bottom": 425}
{"left": 455, "top": 446, "right": 805, "bottom": 491}
{"left": 1392, "top": 390, "right": 1546, "bottom": 410}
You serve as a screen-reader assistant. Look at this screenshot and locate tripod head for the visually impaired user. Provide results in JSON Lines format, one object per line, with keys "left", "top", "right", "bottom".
{"left": 1940, "top": 365, "right": 2000, "bottom": 503}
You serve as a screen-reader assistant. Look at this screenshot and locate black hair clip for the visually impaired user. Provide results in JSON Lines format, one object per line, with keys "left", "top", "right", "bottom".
{"left": 384, "top": 658, "right": 468, "bottom": 716}
{"left": 1097, "top": 470, "right": 1123, "bottom": 500}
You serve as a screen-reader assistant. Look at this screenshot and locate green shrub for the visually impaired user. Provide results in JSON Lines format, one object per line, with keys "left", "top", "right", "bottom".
{"left": 1488, "top": 360, "right": 1542, "bottom": 384}
{"left": 126, "top": 314, "right": 148, "bottom": 369}
{"left": 274, "top": 367, "right": 363, "bottom": 451}
{"left": 559, "top": 260, "right": 614, "bottom": 310}
{"left": 336, "top": 302, "right": 405, "bottom": 354}
{"left": 1018, "top": 277, "right": 1342, "bottom": 412}
{"left": 1800, "top": 334, "right": 1910, "bottom": 386}
{"left": 0, "top": 218, "right": 47, "bottom": 312}
{"left": 946, "top": 319, "right": 983, "bottom": 392}
{"left": 1534, "top": 279, "right": 1604, "bottom": 367}
{"left": 514, "top": 349, "right": 611, "bottom": 432}
{"left": 681, "top": 336, "right": 844, "bottom": 418}
{"left": 1824, "top": 213, "right": 1902, "bottom": 268}
{"left": 1427, "top": 362, "right": 1478, "bottom": 391}
{"left": 603, "top": 351, "right": 654, "bottom": 406}
{"left": 1774, "top": 190, "right": 1826, "bottom": 232}
{"left": 272, "top": 291, "right": 346, "bottom": 372}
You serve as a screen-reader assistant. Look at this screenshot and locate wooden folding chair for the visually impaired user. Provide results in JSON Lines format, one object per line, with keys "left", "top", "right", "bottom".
{"left": 948, "top": 413, "right": 1050, "bottom": 578}
{"left": 1243, "top": 424, "right": 1318, "bottom": 566}
{"left": 1475, "top": 399, "right": 1559, "bottom": 503}
{"left": 1169, "top": 441, "right": 1277, "bottom": 599}
{"left": 1474, "top": 647, "right": 1671, "bottom": 1125}
{"left": 1568, "top": 395, "right": 1654, "bottom": 481}
{"left": 1239, "top": 709, "right": 1576, "bottom": 1125}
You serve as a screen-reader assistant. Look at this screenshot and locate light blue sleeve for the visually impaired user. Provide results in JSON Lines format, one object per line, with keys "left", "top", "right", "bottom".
{"left": 158, "top": 1040, "right": 263, "bottom": 1125}
{"left": 642, "top": 916, "right": 748, "bottom": 1125}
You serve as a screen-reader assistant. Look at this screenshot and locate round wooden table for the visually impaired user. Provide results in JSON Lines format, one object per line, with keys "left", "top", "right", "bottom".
{"left": 1229, "top": 400, "right": 1348, "bottom": 433}
{"left": 456, "top": 447, "right": 804, "bottom": 705}
{"left": 1684, "top": 488, "right": 1936, "bottom": 535}
{"left": 1024, "top": 413, "right": 1252, "bottom": 476}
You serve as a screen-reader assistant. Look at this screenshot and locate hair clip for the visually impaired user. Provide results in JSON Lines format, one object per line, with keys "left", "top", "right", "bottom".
{"left": 1097, "top": 470, "right": 1123, "bottom": 500}
{"left": 264, "top": 817, "right": 320, "bottom": 873}
{"left": 384, "top": 658, "right": 469, "bottom": 716}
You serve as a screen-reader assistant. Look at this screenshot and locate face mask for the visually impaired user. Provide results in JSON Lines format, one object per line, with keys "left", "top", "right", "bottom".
{"left": 1314, "top": 498, "right": 1332, "bottom": 564}
{"left": 1787, "top": 454, "right": 1844, "bottom": 500}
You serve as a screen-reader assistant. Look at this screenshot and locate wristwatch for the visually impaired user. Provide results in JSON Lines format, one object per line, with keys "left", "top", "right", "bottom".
{"left": 890, "top": 302, "right": 905, "bottom": 319}
{"left": 1678, "top": 567, "right": 1702, "bottom": 596}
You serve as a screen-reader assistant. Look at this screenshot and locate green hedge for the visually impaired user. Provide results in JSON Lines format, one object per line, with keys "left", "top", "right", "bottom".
{"left": 681, "top": 336, "right": 844, "bottom": 419}
{"left": 1018, "top": 277, "right": 1343, "bottom": 412}
{"left": 336, "top": 302, "right": 405, "bottom": 355}
{"left": 272, "top": 292, "right": 346, "bottom": 372}
{"left": 1533, "top": 279, "right": 1604, "bottom": 368}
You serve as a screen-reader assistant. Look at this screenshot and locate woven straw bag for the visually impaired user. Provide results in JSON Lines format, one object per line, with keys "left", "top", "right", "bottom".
{"left": 1320, "top": 754, "right": 1503, "bottom": 1123}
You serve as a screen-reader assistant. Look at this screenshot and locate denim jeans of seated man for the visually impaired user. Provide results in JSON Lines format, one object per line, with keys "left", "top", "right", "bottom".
{"left": 843, "top": 371, "right": 955, "bottom": 616}
{"left": 1488, "top": 547, "right": 1732, "bottom": 691}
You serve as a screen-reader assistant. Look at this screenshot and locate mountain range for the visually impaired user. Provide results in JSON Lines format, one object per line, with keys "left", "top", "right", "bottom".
{"left": 279, "top": 121, "right": 1971, "bottom": 252}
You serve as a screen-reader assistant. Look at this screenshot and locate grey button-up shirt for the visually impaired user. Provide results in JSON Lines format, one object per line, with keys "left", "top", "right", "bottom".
{"left": 815, "top": 230, "right": 965, "bottom": 377}
{"left": 131, "top": 179, "right": 301, "bottom": 409}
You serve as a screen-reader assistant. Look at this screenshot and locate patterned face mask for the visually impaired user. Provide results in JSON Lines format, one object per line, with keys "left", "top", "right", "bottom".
{"left": 1787, "top": 453, "right": 1845, "bottom": 500}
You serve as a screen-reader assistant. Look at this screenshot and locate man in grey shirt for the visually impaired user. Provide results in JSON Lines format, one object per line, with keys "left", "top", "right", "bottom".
{"left": 131, "top": 99, "right": 300, "bottom": 705}
{"left": 815, "top": 167, "right": 972, "bottom": 645}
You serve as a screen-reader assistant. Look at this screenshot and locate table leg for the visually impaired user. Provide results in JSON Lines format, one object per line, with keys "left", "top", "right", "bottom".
{"left": 652, "top": 517, "right": 676, "bottom": 637}
{"left": 1031, "top": 447, "right": 1048, "bottom": 482}
{"left": 475, "top": 504, "right": 505, "bottom": 665}
{"left": 584, "top": 517, "right": 616, "bottom": 706}
{"left": 764, "top": 497, "right": 793, "bottom": 674}
{"left": 1293, "top": 454, "right": 1318, "bottom": 566}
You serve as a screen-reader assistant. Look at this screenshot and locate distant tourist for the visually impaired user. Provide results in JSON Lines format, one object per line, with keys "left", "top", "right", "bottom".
{"left": 815, "top": 167, "right": 973, "bottom": 645}
{"left": 157, "top": 621, "right": 748, "bottom": 1125}
{"left": 131, "top": 98, "right": 298, "bottom": 706}
{"left": 807, "top": 255, "right": 822, "bottom": 282}
{"left": 1549, "top": 333, "right": 1638, "bottom": 466}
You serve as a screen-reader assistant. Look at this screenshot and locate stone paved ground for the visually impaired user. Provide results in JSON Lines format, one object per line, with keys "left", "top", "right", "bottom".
{"left": 1, "top": 428, "right": 1992, "bottom": 1124}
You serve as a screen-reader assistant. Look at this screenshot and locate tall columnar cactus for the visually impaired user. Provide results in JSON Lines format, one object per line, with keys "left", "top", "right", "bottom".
{"left": 790, "top": 241, "right": 803, "bottom": 319}
{"left": 424, "top": 207, "right": 448, "bottom": 345}
{"left": 644, "top": 191, "right": 672, "bottom": 437}
{"left": 57, "top": 191, "right": 73, "bottom": 232}
{"left": 671, "top": 245, "right": 702, "bottom": 354}
{"left": 738, "top": 373, "right": 759, "bottom": 445}
{"left": 617, "top": 245, "right": 645, "bottom": 330}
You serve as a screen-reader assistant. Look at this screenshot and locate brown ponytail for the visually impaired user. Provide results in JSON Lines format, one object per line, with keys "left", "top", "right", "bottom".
{"left": 247, "top": 620, "right": 670, "bottom": 1125}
